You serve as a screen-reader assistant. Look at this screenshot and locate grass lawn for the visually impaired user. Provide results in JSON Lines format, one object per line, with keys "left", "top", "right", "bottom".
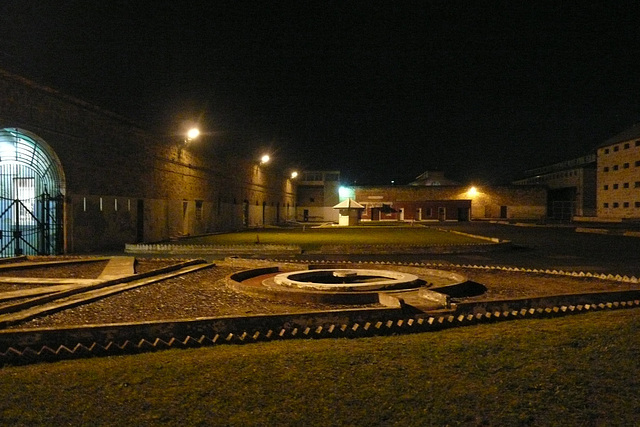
{"left": 1, "top": 308, "right": 639, "bottom": 426}
{"left": 182, "top": 226, "right": 485, "bottom": 250}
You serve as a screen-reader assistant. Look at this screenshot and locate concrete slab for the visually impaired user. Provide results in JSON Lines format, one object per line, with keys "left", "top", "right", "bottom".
{"left": 98, "top": 257, "right": 136, "bottom": 280}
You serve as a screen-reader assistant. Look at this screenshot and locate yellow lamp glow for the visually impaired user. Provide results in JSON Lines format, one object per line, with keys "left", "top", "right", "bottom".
{"left": 468, "top": 186, "right": 478, "bottom": 197}
{"left": 186, "top": 128, "right": 200, "bottom": 140}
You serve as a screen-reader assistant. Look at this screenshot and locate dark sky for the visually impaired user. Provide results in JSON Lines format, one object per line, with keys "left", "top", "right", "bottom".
{"left": 1, "top": 1, "right": 640, "bottom": 185}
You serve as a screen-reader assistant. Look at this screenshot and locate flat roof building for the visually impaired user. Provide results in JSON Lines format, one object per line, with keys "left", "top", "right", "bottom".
{"left": 596, "top": 123, "right": 640, "bottom": 221}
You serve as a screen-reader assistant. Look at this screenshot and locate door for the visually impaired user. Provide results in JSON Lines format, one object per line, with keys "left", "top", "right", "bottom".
{"left": 438, "top": 207, "right": 446, "bottom": 221}
{"left": 0, "top": 128, "right": 65, "bottom": 257}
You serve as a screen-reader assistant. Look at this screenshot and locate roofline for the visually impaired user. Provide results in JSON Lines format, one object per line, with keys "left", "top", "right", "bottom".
{"left": 0, "top": 68, "right": 148, "bottom": 131}
{"left": 599, "top": 122, "right": 640, "bottom": 148}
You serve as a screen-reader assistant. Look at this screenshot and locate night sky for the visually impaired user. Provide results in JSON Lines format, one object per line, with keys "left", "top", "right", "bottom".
{"left": 1, "top": 1, "right": 640, "bottom": 185}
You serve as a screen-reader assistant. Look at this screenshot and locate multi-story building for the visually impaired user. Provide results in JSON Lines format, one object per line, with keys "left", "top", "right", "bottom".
{"left": 597, "top": 123, "right": 640, "bottom": 220}
{"left": 294, "top": 171, "right": 341, "bottom": 222}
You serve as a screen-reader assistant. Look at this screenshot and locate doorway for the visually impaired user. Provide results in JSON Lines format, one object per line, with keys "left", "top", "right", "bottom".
{"left": 0, "top": 128, "right": 65, "bottom": 257}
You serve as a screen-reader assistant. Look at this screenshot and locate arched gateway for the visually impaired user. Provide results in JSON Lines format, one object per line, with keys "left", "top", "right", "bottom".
{"left": 0, "top": 128, "right": 65, "bottom": 257}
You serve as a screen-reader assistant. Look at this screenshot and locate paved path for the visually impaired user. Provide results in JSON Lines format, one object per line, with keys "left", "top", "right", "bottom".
{"left": 98, "top": 256, "right": 135, "bottom": 280}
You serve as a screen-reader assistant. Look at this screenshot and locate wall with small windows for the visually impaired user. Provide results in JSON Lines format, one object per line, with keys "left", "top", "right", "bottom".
{"left": 0, "top": 69, "right": 296, "bottom": 254}
{"left": 597, "top": 123, "right": 640, "bottom": 220}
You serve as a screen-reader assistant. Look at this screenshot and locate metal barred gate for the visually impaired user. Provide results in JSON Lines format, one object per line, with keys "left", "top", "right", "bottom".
{"left": 0, "top": 191, "right": 63, "bottom": 257}
{"left": 0, "top": 128, "right": 66, "bottom": 257}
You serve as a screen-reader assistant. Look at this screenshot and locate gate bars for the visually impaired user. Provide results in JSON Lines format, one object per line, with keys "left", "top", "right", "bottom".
{"left": 0, "top": 191, "right": 63, "bottom": 257}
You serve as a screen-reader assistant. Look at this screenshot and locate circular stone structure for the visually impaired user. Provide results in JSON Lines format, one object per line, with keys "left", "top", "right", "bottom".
{"left": 273, "top": 269, "right": 421, "bottom": 292}
{"left": 228, "top": 266, "right": 468, "bottom": 305}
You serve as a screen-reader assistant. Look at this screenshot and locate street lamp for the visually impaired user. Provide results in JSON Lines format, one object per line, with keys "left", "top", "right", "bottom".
{"left": 260, "top": 154, "right": 270, "bottom": 165}
{"left": 290, "top": 171, "right": 298, "bottom": 179}
{"left": 178, "top": 127, "right": 200, "bottom": 158}
{"left": 186, "top": 127, "right": 200, "bottom": 142}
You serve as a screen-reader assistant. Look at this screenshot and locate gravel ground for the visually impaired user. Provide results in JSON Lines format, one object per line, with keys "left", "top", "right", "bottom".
{"left": 1, "top": 257, "right": 638, "bottom": 330}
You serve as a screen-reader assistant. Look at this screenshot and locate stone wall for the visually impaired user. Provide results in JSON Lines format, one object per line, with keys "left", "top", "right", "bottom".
{"left": 0, "top": 70, "right": 295, "bottom": 253}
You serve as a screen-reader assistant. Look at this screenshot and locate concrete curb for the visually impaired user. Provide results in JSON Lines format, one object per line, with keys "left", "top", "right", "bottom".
{"left": 1, "top": 288, "right": 638, "bottom": 365}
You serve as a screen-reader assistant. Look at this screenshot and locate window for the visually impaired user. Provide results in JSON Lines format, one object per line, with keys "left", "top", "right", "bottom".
{"left": 636, "top": 182, "right": 640, "bottom": 188}
{"left": 636, "top": 141, "right": 640, "bottom": 147}
{"left": 624, "top": 202, "right": 630, "bottom": 208}
{"left": 636, "top": 202, "right": 640, "bottom": 208}
{"left": 624, "top": 163, "right": 630, "bottom": 169}
{"left": 604, "top": 185, "right": 609, "bottom": 190}
{"left": 614, "top": 146, "right": 619, "bottom": 152}
{"left": 309, "top": 197, "right": 315, "bottom": 202}
{"left": 604, "top": 167, "right": 609, "bottom": 172}
{"left": 613, "top": 165, "right": 619, "bottom": 171}
{"left": 624, "top": 183, "right": 630, "bottom": 189}
{"left": 195, "top": 200, "right": 203, "bottom": 220}
{"left": 624, "top": 143, "right": 630, "bottom": 149}
{"left": 636, "top": 161, "right": 640, "bottom": 167}
{"left": 604, "top": 203, "right": 609, "bottom": 208}
{"left": 605, "top": 148, "right": 610, "bottom": 154}
{"left": 613, "top": 202, "right": 619, "bottom": 208}
{"left": 613, "top": 184, "right": 618, "bottom": 189}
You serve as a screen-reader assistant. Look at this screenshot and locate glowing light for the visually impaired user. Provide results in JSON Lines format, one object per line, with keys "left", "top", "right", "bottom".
{"left": 260, "top": 154, "right": 270, "bottom": 164}
{"left": 186, "top": 128, "right": 200, "bottom": 140}
{"left": 468, "top": 186, "right": 478, "bottom": 197}
{"left": 291, "top": 171, "right": 298, "bottom": 179}
{"left": 339, "top": 186, "right": 355, "bottom": 200}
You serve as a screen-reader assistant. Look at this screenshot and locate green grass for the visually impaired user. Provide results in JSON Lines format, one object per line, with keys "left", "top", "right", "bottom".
{"left": 1, "top": 308, "right": 639, "bottom": 426}
{"left": 183, "top": 227, "right": 484, "bottom": 250}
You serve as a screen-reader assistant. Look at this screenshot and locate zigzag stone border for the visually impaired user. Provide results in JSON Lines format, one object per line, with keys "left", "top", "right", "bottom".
{"left": 1, "top": 257, "right": 638, "bottom": 365}
{"left": 1, "top": 287, "right": 639, "bottom": 365}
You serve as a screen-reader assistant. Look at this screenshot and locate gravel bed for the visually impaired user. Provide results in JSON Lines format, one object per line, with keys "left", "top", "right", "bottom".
{"left": 0, "top": 260, "right": 109, "bottom": 279}
{"left": 2, "top": 258, "right": 639, "bottom": 330}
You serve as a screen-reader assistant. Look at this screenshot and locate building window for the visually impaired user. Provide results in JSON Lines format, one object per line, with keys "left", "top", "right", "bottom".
{"left": 624, "top": 163, "right": 630, "bottom": 169}
{"left": 624, "top": 183, "right": 630, "bottom": 189}
{"left": 636, "top": 202, "right": 640, "bottom": 208}
{"left": 636, "top": 161, "right": 640, "bottom": 167}
{"left": 604, "top": 185, "right": 609, "bottom": 190}
{"left": 614, "top": 146, "right": 619, "bottom": 152}
{"left": 613, "top": 184, "right": 618, "bottom": 189}
{"left": 636, "top": 182, "right": 640, "bottom": 188}
{"left": 636, "top": 141, "right": 640, "bottom": 147}
{"left": 613, "top": 165, "right": 619, "bottom": 171}
{"left": 624, "top": 202, "right": 630, "bottom": 208}
{"left": 605, "top": 148, "right": 610, "bottom": 154}
{"left": 604, "top": 167, "right": 609, "bottom": 172}
{"left": 195, "top": 200, "right": 203, "bottom": 220}
{"left": 613, "top": 202, "right": 619, "bottom": 208}
{"left": 624, "top": 143, "right": 630, "bottom": 149}
{"left": 604, "top": 203, "right": 609, "bottom": 208}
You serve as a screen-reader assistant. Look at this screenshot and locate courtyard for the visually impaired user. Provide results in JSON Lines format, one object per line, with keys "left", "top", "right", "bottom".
{"left": 0, "top": 223, "right": 639, "bottom": 425}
